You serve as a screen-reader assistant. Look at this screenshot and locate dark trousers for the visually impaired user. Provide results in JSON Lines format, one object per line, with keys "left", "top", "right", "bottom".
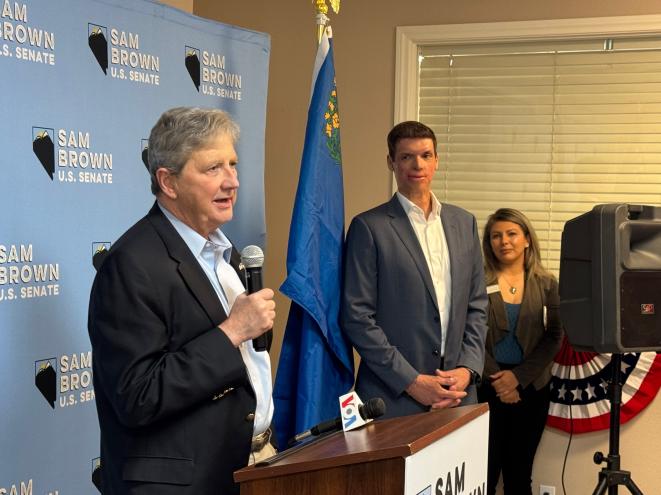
{"left": 478, "top": 381, "right": 550, "bottom": 495}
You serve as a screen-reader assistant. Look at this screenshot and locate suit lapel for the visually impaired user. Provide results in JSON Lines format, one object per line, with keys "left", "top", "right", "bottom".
{"left": 229, "top": 247, "right": 247, "bottom": 286}
{"left": 514, "top": 274, "right": 542, "bottom": 347}
{"left": 387, "top": 196, "right": 439, "bottom": 311}
{"left": 488, "top": 288, "right": 509, "bottom": 337}
{"left": 146, "top": 203, "right": 227, "bottom": 325}
{"left": 440, "top": 205, "right": 460, "bottom": 321}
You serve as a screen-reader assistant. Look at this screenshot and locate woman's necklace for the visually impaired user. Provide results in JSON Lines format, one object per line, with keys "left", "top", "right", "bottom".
{"left": 500, "top": 272, "right": 523, "bottom": 295}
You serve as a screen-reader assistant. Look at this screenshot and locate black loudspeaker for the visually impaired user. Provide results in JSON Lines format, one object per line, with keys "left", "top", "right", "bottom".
{"left": 559, "top": 203, "right": 661, "bottom": 353}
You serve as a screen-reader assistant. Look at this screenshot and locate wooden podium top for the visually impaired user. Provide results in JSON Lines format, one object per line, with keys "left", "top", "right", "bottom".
{"left": 234, "top": 402, "right": 488, "bottom": 483}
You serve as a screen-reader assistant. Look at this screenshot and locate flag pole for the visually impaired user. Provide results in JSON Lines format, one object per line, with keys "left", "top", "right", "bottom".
{"left": 314, "top": 0, "right": 328, "bottom": 44}
{"left": 271, "top": 0, "right": 353, "bottom": 449}
{"left": 314, "top": 0, "right": 340, "bottom": 44}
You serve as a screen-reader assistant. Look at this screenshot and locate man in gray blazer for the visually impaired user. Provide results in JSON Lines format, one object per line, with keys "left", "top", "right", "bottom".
{"left": 341, "top": 121, "right": 488, "bottom": 418}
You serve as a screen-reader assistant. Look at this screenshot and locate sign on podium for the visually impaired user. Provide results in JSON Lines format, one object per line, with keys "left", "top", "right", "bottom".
{"left": 235, "top": 403, "right": 489, "bottom": 495}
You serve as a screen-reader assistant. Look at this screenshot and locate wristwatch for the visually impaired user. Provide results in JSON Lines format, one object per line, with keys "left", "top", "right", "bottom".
{"left": 460, "top": 366, "right": 481, "bottom": 386}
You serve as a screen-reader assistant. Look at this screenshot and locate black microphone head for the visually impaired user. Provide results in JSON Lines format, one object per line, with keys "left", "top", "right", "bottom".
{"left": 241, "top": 245, "right": 264, "bottom": 268}
{"left": 360, "top": 397, "right": 386, "bottom": 420}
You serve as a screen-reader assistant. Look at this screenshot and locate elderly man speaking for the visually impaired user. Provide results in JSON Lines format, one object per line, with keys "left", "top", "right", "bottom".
{"left": 88, "top": 107, "right": 276, "bottom": 494}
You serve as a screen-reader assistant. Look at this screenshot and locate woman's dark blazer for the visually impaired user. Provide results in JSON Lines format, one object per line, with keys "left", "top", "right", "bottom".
{"left": 483, "top": 272, "right": 563, "bottom": 391}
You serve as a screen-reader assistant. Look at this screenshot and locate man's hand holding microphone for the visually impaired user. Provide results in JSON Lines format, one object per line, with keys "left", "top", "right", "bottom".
{"left": 219, "top": 245, "right": 275, "bottom": 348}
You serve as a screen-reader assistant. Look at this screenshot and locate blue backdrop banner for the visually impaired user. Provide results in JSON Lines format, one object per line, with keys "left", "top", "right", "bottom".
{"left": 0, "top": 1, "right": 269, "bottom": 492}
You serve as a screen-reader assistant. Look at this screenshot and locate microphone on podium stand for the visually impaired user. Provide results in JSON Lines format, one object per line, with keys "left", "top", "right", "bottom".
{"left": 289, "top": 396, "right": 386, "bottom": 446}
{"left": 240, "top": 245, "right": 269, "bottom": 352}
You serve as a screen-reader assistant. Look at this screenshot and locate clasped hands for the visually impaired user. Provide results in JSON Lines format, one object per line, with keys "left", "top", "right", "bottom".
{"left": 406, "top": 368, "right": 472, "bottom": 409}
{"left": 489, "top": 370, "right": 521, "bottom": 404}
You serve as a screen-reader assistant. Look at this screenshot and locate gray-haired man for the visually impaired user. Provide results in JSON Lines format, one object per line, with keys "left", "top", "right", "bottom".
{"left": 89, "top": 107, "right": 275, "bottom": 494}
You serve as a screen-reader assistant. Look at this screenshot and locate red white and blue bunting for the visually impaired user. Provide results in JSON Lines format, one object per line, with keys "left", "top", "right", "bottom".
{"left": 548, "top": 337, "right": 661, "bottom": 433}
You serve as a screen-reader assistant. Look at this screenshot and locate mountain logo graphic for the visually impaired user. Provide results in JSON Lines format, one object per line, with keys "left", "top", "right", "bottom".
{"left": 88, "top": 23, "right": 108, "bottom": 74}
{"left": 35, "top": 358, "right": 57, "bottom": 409}
{"left": 141, "top": 139, "right": 149, "bottom": 171}
{"left": 185, "top": 45, "right": 200, "bottom": 91}
{"left": 92, "top": 457, "right": 102, "bottom": 492}
{"left": 32, "top": 127, "right": 55, "bottom": 180}
{"left": 92, "top": 242, "right": 111, "bottom": 271}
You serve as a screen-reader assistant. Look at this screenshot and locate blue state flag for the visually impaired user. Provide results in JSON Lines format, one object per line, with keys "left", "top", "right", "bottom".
{"left": 272, "top": 27, "right": 355, "bottom": 449}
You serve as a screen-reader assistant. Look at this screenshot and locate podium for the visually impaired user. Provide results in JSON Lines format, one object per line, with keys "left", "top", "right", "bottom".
{"left": 235, "top": 403, "right": 489, "bottom": 495}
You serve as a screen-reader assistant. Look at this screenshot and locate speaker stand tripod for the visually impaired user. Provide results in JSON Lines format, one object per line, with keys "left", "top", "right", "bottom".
{"left": 591, "top": 353, "right": 643, "bottom": 495}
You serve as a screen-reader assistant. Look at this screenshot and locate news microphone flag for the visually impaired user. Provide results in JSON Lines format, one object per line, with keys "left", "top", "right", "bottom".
{"left": 289, "top": 394, "right": 386, "bottom": 446}
{"left": 273, "top": 26, "right": 354, "bottom": 450}
{"left": 339, "top": 392, "right": 371, "bottom": 432}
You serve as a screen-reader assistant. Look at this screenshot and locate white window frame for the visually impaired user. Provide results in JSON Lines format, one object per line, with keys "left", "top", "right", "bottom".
{"left": 394, "top": 14, "right": 661, "bottom": 144}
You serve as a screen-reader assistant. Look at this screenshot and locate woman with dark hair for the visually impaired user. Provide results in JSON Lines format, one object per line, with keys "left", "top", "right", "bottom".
{"left": 479, "top": 208, "right": 563, "bottom": 495}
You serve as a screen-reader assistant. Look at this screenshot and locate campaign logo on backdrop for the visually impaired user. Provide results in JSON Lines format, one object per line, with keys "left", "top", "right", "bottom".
{"left": 0, "top": 243, "right": 60, "bottom": 303}
{"left": 32, "top": 127, "right": 55, "bottom": 179}
{"left": 184, "top": 44, "right": 243, "bottom": 100}
{"left": 32, "top": 126, "right": 113, "bottom": 185}
{"left": 141, "top": 139, "right": 149, "bottom": 171}
{"left": 0, "top": 479, "right": 34, "bottom": 495}
{"left": 88, "top": 24, "right": 108, "bottom": 74}
{"left": 184, "top": 45, "right": 200, "bottom": 90}
{"left": 91, "top": 458, "right": 102, "bottom": 492}
{"left": 92, "top": 242, "right": 111, "bottom": 271}
{"left": 35, "top": 358, "right": 57, "bottom": 408}
{"left": 0, "top": 2, "right": 56, "bottom": 66}
{"left": 35, "top": 351, "right": 95, "bottom": 410}
{"left": 88, "top": 22, "right": 160, "bottom": 86}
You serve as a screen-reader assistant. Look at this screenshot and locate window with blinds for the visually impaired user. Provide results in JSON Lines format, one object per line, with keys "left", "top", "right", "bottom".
{"left": 418, "top": 38, "right": 661, "bottom": 274}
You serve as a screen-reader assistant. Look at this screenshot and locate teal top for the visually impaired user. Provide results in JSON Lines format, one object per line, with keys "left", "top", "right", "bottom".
{"left": 493, "top": 302, "right": 523, "bottom": 365}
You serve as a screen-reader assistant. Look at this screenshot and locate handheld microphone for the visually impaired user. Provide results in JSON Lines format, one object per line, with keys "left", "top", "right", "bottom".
{"left": 240, "top": 245, "right": 269, "bottom": 352}
{"left": 289, "top": 397, "right": 386, "bottom": 445}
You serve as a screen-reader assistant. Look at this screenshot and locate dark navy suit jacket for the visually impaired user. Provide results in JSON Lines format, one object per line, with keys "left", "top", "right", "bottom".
{"left": 89, "top": 203, "right": 255, "bottom": 494}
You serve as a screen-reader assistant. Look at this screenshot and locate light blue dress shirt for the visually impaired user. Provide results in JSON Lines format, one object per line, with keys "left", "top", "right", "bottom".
{"left": 158, "top": 203, "right": 273, "bottom": 436}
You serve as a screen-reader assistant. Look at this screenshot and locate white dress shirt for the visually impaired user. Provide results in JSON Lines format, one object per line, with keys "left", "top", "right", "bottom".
{"left": 396, "top": 192, "right": 452, "bottom": 356}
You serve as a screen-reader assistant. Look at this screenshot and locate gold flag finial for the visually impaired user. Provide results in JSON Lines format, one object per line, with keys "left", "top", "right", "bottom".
{"left": 328, "top": 0, "right": 340, "bottom": 14}
{"left": 314, "top": 0, "right": 340, "bottom": 44}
